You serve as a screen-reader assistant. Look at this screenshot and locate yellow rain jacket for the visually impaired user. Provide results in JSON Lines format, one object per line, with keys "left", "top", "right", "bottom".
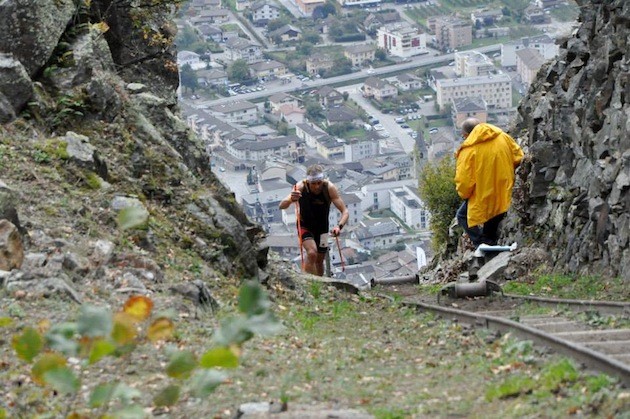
{"left": 455, "top": 123, "right": 524, "bottom": 227}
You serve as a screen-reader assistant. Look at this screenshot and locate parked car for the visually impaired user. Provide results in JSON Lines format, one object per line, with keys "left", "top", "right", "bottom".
{"left": 401, "top": 124, "right": 410, "bottom": 129}
{"left": 395, "top": 117, "right": 405, "bottom": 123}
{"left": 429, "top": 128, "right": 438, "bottom": 134}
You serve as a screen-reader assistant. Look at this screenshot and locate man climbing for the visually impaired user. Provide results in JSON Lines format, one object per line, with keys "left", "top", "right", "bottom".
{"left": 455, "top": 118, "right": 524, "bottom": 247}
{"left": 279, "top": 164, "right": 349, "bottom": 276}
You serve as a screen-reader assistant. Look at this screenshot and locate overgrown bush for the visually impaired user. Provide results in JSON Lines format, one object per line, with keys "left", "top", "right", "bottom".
{"left": 418, "top": 155, "right": 461, "bottom": 251}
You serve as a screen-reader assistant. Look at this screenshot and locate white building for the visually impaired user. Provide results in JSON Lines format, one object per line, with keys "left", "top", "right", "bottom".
{"left": 436, "top": 73, "right": 512, "bottom": 111}
{"left": 377, "top": 22, "right": 427, "bottom": 58}
{"left": 389, "top": 185, "right": 430, "bottom": 231}
{"left": 344, "top": 139, "right": 380, "bottom": 163}
{"left": 454, "top": 50, "right": 496, "bottom": 77}
{"left": 338, "top": 0, "right": 381, "bottom": 7}
{"left": 250, "top": 1, "right": 280, "bottom": 25}
{"left": 516, "top": 48, "right": 547, "bottom": 88}
{"left": 358, "top": 179, "right": 417, "bottom": 212}
{"left": 209, "top": 101, "right": 259, "bottom": 124}
{"left": 501, "top": 35, "right": 559, "bottom": 68}
{"left": 177, "top": 50, "right": 201, "bottom": 67}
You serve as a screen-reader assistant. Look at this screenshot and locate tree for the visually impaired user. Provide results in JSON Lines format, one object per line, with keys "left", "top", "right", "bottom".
{"left": 267, "top": 18, "right": 290, "bottom": 33}
{"left": 375, "top": 48, "right": 387, "bottom": 61}
{"left": 417, "top": 155, "right": 461, "bottom": 251}
{"left": 227, "top": 59, "right": 252, "bottom": 84}
{"left": 176, "top": 25, "right": 200, "bottom": 49}
{"left": 179, "top": 64, "right": 198, "bottom": 93}
{"left": 306, "top": 102, "right": 324, "bottom": 120}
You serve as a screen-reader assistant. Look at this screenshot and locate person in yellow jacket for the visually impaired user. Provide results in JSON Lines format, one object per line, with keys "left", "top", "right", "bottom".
{"left": 455, "top": 118, "right": 524, "bottom": 247}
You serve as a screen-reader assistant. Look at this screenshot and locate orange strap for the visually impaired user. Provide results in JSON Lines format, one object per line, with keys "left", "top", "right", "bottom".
{"left": 294, "top": 184, "right": 305, "bottom": 271}
{"left": 335, "top": 234, "right": 345, "bottom": 272}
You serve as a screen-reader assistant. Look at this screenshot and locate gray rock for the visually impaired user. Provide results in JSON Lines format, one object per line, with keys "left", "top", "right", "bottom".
{"left": 0, "top": 55, "right": 32, "bottom": 122}
{"left": 0, "top": 0, "right": 76, "bottom": 77}
{"left": 0, "top": 220, "right": 23, "bottom": 271}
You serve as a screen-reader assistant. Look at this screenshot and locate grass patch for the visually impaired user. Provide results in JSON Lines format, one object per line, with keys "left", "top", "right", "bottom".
{"left": 503, "top": 275, "right": 629, "bottom": 301}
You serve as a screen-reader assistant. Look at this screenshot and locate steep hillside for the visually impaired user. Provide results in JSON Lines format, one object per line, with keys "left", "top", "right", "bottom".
{"left": 0, "top": 0, "right": 267, "bottom": 304}
{"left": 503, "top": 0, "right": 629, "bottom": 280}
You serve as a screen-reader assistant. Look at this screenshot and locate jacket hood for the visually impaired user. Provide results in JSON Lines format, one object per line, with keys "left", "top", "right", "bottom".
{"left": 458, "top": 123, "right": 503, "bottom": 151}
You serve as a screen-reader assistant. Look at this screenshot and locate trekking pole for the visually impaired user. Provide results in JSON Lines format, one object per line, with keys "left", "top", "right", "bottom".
{"left": 335, "top": 233, "right": 345, "bottom": 272}
{"left": 293, "top": 184, "right": 305, "bottom": 272}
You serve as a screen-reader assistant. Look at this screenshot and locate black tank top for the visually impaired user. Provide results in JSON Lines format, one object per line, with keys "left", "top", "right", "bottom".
{"left": 299, "top": 181, "right": 330, "bottom": 234}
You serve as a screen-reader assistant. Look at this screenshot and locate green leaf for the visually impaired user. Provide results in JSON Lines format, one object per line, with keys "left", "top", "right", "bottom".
{"left": 89, "top": 339, "right": 117, "bottom": 364}
{"left": 117, "top": 206, "right": 149, "bottom": 231}
{"left": 189, "top": 369, "right": 227, "bottom": 398}
{"left": 43, "top": 366, "right": 80, "bottom": 395}
{"left": 77, "top": 305, "right": 113, "bottom": 338}
{"left": 166, "top": 350, "right": 197, "bottom": 379}
{"left": 238, "top": 281, "right": 269, "bottom": 316}
{"left": 0, "top": 317, "right": 13, "bottom": 327}
{"left": 111, "top": 383, "right": 142, "bottom": 405}
{"left": 12, "top": 327, "right": 43, "bottom": 362}
{"left": 246, "top": 312, "right": 285, "bottom": 337}
{"left": 212, "top": 316, "right": 253, "bottom": 346}
{"left": 31, "top": 353, "right": 67, "bottom": 385}
{"left": 199, "top": 347, "right": 239, "bottom": 369}
{"left": 89, "top": 382, "right": 117, "bottom": 408}
{"left": 153, "top": 384, "right": 181, "bottom": 407}
{"left": 46, "top": 322, "right": 79, "bottom": 357}
{"left": 110, "top": 404, "right": 146, "bottom": 419}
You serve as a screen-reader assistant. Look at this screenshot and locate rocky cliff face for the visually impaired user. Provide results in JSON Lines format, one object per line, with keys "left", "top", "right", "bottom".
{"left": 504, "top": 0, "right": 629, "bottom": 279}
{"left": 0, "top": 0, "right": 267, "bottom": 302}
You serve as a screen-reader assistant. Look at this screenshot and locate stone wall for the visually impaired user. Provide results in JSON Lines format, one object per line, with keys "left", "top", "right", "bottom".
{"left": 504, "top": 0, "right": 630, "bottom": 279}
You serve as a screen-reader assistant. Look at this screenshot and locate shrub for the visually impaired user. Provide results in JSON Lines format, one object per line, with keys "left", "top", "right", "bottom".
{"left": 418, "top": 155, "right": 461, "bottom": 251}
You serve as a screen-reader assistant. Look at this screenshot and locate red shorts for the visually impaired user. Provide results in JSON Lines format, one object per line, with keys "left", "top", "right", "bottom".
{"left": 298, "top": 226, "right": 329, "bottom": 254}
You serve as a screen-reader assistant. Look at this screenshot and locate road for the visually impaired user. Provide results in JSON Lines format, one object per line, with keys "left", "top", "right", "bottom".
{"left": 195, "top": 44, "right": 502, "bottom": 109}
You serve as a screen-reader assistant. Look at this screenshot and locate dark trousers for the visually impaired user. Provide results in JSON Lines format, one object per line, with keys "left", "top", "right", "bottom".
{"left": 456, "top": 201, "right": 505, "bottom": 247}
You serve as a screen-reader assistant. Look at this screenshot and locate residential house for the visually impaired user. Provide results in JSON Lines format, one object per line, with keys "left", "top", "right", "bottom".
{"left": 362, "top": 77, "right": 398, "bottom": 101}
{"left": 306, "top": 54, "right": 334, "bottom": 76}
{"left": 225, "top": 37, "right": 263, "bottom": 64}
{"left": 324, "top": 105, "right": 360, "bottom": 126}
{"left": 295, "top": 123, "right": 327, "bottom": 148}
{"left": 197, "top": 24, "right": 223, "bottom": 43}
{"left": 250, "top": 1, "right": 280, "bottom": 25}
{"left": 316, "top": 86, "right": 344, "bottom": 108}
{"left": 268, "top": 24, "right": 302, "bottom": 43}
{"left": 516, "top": 47, "right": 547, "bottom": 87}
{"left": 329, "top": 192, "right": 363, "bottom": 229}
{"left": 268, "top": 92, "right": 300, "bottom": 113}
{"left": 430, "top": 16, "right": 472, "bottom": 52}
{"left": 196, "top": 68, "right": 228, "bottom": 86}
{"left": 470, "top": 9, "right": 503, "bottom": 27}
{"left": 191, "top": 0, "right": 221, "bottom": 11}
{"left": 389, "top": 185, "right": 430, "bottom": 231}
{"left": 395, "top": 73, "right": 423, "bottom": 91}
{"left": 344, "top": 43, "right": 377, "bottom": 67}
{"left": 454, "top": 50, "right": 496, "bottom": 77}
{"left": 236, "top": 0, "right": 251, "bottom": 11}
{"left": 451, "top": 96, "right": 488, "bottom": 129}
{"left": 278, "top": 104, "right": 306, "bottom": 127}
{"left": 364, "top": 163, "right": 399, "bottom": 182}
{"left": 377, "top": 22, "right": 427, "bottom": 58}
{"left": 209, "top": 100, "right": 259, "bottom": 124}
{"left": 249, "top": 60, "right": 287, "bottom": 80}
{"left": 435, "top": 73, "right": 511, "bottom": 111}
{"left": 177, "top": 50, "right": 201, "bottom": 67}
{"left": 315, "top": 135, "right": 345, "bottom": 160}
{"left": 295, "top": 0, "right": 324, "bottom": 16}
{"left": 226, "top": 135, "right": 305, "bottom": 163}
{"left": 523, "top": 5, "right": 547, "bottom": 24}
{"left": 535, "top": 0, "right": 564, "bottom": 9}
{"left": 501, "top": 35, "right": 558, "bottom": 68}
{"left": 351, "top": 218, "right": 401, "bottom": 250}
{"left": 242, "top": 189, "right": 286, "bottom": 225}
{"left": 364, "top": 11, "right": 400, "bottom": 32}
{"left": 191, "top": 9, "right": 230, "bottom": 25}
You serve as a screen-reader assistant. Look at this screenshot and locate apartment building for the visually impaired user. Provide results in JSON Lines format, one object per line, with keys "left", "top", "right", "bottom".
{"left": 435, "top": 73, "right": 512, "bottom": 111}
{"left": 501, "top": 35, "right": 559, "bottom": 68}
{"left": 250, "top": 1, "right": 280, "bottom": 25}
{"left": 362, "top": 77, "right": 398, "bottom": 101}
{"left": 451, "top": 96, "right": 488, "bottom": 128}
{"left": 306, "top": 54, "right": 335, "bottom": 76}
{"left": 389, "top": 185, "right": 430, "bottom": 231}
{"left": 225, "top": 37, "right": 263, "bottom": 64}
{"left": 343, "top": 139, "right": 379, "bottom": 163}
{"left": 454, "top": 50, "right": 496, "bottom": 77}
{"left": 516, "top": 48, "right": 547, "bottom": 87}
{"left": 294, "top": 0, "right": 324, "bottom": 16}
{"left": 430, "top": 16, "right": 472, "bottom": 52}
{"left": 344, "top": 43, "right": 377, "bottom": 67}
{"left": 377, "top": 22, "right": 427, "bottom": 58}
{"left": 226, "top": 135, "right": 305, "bottom": 162}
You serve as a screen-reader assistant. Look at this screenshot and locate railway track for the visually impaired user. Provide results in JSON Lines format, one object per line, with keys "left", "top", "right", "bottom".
{"left": 376, "top": 286, "right": 630, "bottom": 386}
